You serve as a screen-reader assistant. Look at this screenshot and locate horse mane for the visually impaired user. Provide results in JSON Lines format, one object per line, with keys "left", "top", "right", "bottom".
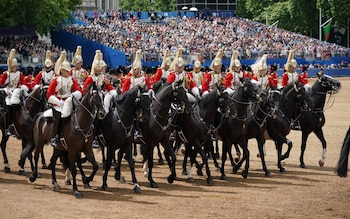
{"left": 116, "top": 86, "right": 140, "bottom": 104}
{"left": 199, "top": 86, "right": 222, "bottom": 108}
{"left": 83, "top": 83, "right": 94, "bottom": 96}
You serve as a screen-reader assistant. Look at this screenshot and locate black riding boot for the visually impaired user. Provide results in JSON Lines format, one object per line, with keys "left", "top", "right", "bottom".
{"left": 5, "top": 105, "right": 13, "bottom": 136}
{"left": 50, "top": 109, "right": 61, "bottom": 147}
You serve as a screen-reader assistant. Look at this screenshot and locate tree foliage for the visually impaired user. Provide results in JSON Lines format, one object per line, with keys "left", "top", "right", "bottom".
{"left": 0, "top": 0, "right": 81, "bottom": 35}
{"left": 119, "top": 0, "right": 175, "bottom": 12}
{"left": 237, "top": 0, "right": 349, "bottom": 40}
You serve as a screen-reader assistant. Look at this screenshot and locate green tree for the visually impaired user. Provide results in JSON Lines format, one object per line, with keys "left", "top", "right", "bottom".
{"left": 0, "top": 0, "right": 81, "bottom": 35}
{"left": 119, "top": 0, "right": 175, "bottom": 12}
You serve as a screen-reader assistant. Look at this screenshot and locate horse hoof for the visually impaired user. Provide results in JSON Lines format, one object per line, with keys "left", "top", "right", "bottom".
{"left": 207, "top": 177, "right": 214, "bottom": 186}
{"left": 4, "top": 166, "right": 10, "bottom": 173}
{"left": 158, "top": 159, "right": 164, "bottom": 165}
{"left": 234, "top": 158, "right": 240, "bottom": 163}
{"left": 115, "top": 173, "right": 120, "bottom": 181}
{"left": 241, "top": 171, "right": 248, "bottom": 179}
{"left": 18, "top": 169, "right": 25, "bottom": 175}
{"left": 84, "top": 183, "right": 91, "bottom": 189}
{"left": 53, "top": 183, "right": 60, "bottom": 191}
{"left": 319, "top": 160, "right": 324, "bottom": 167}
{"left": 197, "top": 169, "right": 203, "bottom": 176}
{"left": 187, "top": 177, "right": 194, "bottom": 182}
{"left": 65, "top": 180, "right": 71, "bottom": 185}
{"left": 29, "top": 175, "right": 36, "bottom": 182}
{"left": 232, "top": 167, "right": 238, "bottom": 174}
{"left": 220, "top": 175, "right": 227, "bottom": 180}
{"left": 300, "top": 163, "right": 306, "bottom": 168}
{"left": 182, "top": 170, "right": 187, "bottom": 175}
{"left": 150, "top": 182, "right": 158, "bottom": 188}
{"left": 119, "top": 176, "right": 126, "bottom": 183}
{"left": 215, "top": 153, "right": 219, "bottom": 159}
{"left": 167, "top": 175, "right": 174, "bottom": 184}
{"left": 102, "top": 185, "right": 108, "bottom": 191}
{"left": 134, "top": 184, "right": 141, "bottom": 193}
{"left": 265, "top": 172, "right": 271, "bottom": 177}
{"left": 42, "top": 164, "right": 48, "bottom": 169}
{"left": 279, "top": 168, "right": 286, "bottom": 173}
{"left": 75, "top": 191, "right": 83, "bottom": 198}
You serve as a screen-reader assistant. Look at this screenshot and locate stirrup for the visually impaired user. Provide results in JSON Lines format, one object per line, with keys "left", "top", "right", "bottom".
{"left": 5, "top": 128, "right": 13, "bottom": 136}
{"left": 169, "top": 132, "right": 176, "bottom": 141}
{"left": 134, "top": 131, "right": 143, "bottom": 140}
{"left": 50, "top": 137, "right": 58, "bottom": 147}
{"left": 210, "top": 134, "right": 217, "bottom": 141}
{"left": 92, "top": 140, "right": 100, "bottom": 148}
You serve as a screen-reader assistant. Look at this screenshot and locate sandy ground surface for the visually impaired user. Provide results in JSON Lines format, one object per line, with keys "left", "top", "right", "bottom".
{"left": 0, "top": 77, "right": 350, "bottom": 219}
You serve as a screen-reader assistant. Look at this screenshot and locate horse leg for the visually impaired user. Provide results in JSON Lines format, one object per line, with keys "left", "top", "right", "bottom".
{"left": 207, "top": 141, "right": 220, "bottom": 170}
{"left": 234, "top": 143, "right": 241, "bottom": 160}
{"left": 82, "top": 149, "right": 98, "bottom": 189}
{"left": 256, "top": 136, "right": 271, "bottom": 176}
{"left": 29, "top": 141, "right": 45, "bottom": 182}
{"left": 196, "top": 142, "right": 213, "bottom": 185}
{"left": 163, "top": 141, "right": 176, "bottom": 183}
{"left": 68, "top": 152, "right": 82, "bottom": 198}
{"left": 146, "top": 145, "right": 157, "bottom": 188}
{"left": 114, "top": 149, "right": 122, "bottom": 181}
{"left": 336, "top": 127, "right": 350, "bottom": 177}
{"left": 125, "top": 143, "right": 141, "bottom": 193}
{"left": 299, "top": 131, "right": 310, "bottom": 168}
{"left": 215, "top": 140, "right": 219, "bottom": 158}
{"left": 41, "top": 150, "right": 48, "bottom": 169}
{"left": 0, "top": 134, "right": 10, "bottom": 173}
{"left": 182, "top": 147, "right": 188, "bottom": 175}
{"left": 50, "top": 149, "right": 61, "bottom": 191}
{"left": 280, "top": 138, "right": 293, "bottom": 161}
{"left": 220, "top": 141, "right": 229, "bottom": 180}
{"left": 102, "top": 146, "right": 114, "bottom": 191}
{"left": 156, "top": 144, "right": 164, "bottom": 165}
{"left": 75, "top": 154, "right": 89, "bottom": 189}
{"left": 234, "top": 140, "right": 250, "bottom": 179}
{"left": 314, "top": 128, "right": 327, "bottom": 167}
{"left": 275, "top": 141, "right": 286, "bottom": 172}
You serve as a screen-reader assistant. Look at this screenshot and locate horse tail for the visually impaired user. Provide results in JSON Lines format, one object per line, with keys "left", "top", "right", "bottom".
{"left": 336, "top": 126, "right": 350, "bottom": 177}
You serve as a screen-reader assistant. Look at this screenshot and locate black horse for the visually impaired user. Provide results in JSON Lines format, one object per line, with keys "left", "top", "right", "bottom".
{"left": 30, "top": 83, "right": 106, "bottom": 198}
{"left": 141, "top": 81, "right": 191, "bottom": 188}
{"left": 336, "top": 126, "right": 350, "bottom": 177}
{"left": 265, "top": 81, "right": 311, "bottom": 172}
{"left": 174, "top": 85, "right": 237, "bottom": 184}
{"left": 217, "top": 78, "right": 260, "bottom": 180}
{"left": 99, "top": 85, "right": 150, "bottom": 193}
{"left": 0, "top": 86, "right": 47, "bottom": 174}
{"left": 237, "top": 88, "right": 281, "bottom": 177}
{"left": 289, "top": 73, "right": 341, "bottom": 168}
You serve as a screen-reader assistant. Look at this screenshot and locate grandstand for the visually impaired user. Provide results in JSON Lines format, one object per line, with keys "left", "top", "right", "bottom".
{"left": 1, "top": 10, "right": 349, "bottom": 77}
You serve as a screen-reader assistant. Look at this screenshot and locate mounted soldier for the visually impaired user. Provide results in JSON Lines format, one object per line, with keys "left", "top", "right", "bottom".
{"left": 0, "top": 49, "right": 30, "bottom": 136}
{"left": 202, "top": 49, "right": 225, "bottom": 96}
{"left": 45, "top": 51, "right": 82, "bottom": 147}
{"left": 32, "top": 50, "right": 57, "bottom": 90}
{"left": 70, "top": 46, "right": 89, "bottom": 88}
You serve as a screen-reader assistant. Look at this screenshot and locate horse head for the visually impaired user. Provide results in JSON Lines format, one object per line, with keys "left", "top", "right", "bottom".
{"left": 317, "top": 72, "right": 341, "bottom": 94}
{"left": 216, "top": 85, "right": 237, "bottom": 118}
{"left": 88, "top": 82, "right": 106, "bottom": 120}
{"left": 171, "top": 79, "right": 192, "bottom": 113}
{"left": 136, "top": 84, "right": 152, "bottom": 123}
{"left": 283, "top": 81, "right": 311, "bottom": 111}
{"left": 266, "top": 88, "right": 282, "bottom": 119}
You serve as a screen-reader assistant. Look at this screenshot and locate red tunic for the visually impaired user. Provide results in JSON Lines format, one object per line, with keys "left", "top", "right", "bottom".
{"left": 46, "top": 76, "right": 81, "bottom": 100}
{"left": 81, "top": 76, "right": 115, "bottom": 94}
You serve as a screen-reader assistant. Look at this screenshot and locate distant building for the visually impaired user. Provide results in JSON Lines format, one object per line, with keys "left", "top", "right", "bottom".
{"left": 176, "top": 0, "right": 237, "bottom": 12}
{"left": 77, "top": 0, "right": 119, "bottom": 10}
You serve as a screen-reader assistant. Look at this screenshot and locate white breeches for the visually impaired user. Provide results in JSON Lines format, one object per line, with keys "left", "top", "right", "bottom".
{"left": 104, "top": 90, "right": 117, "bottom": 114}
